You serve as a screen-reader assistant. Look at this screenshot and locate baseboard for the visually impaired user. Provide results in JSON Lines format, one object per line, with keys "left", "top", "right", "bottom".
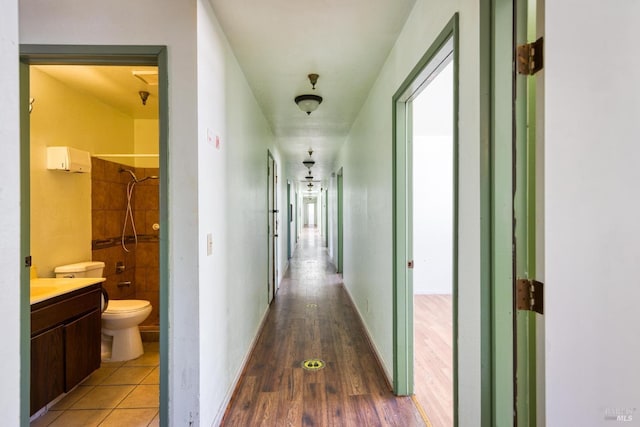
{"left": 341, "top": 283, "right": 394, "bottom": 390}
{"left": 212, "top": 304, "right": 271, "bottom": 426}
{"left": 278, "top": 259, "right": 290, "bottom": 289}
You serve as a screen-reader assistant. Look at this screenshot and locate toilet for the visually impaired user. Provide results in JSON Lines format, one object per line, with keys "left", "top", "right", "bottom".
{"left": 54, "top": 261, "right": 152, "bottom": 362}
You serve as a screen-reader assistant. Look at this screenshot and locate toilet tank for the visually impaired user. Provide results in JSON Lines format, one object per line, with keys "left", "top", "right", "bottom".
{"left": 54, "top": 261, "right": 105, "bottom": 278}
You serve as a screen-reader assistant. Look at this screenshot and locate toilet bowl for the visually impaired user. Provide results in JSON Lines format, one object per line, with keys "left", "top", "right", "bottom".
{"left": 101, "top": 300, "right": 152, "bottom": 362}
{"left": 54, "top": 261, "right": 152, "bottom": 362}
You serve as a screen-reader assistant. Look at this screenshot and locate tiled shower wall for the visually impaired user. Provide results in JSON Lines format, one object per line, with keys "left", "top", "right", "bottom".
{"left": 91, "top": 158, "right": 159, "bottom": 327}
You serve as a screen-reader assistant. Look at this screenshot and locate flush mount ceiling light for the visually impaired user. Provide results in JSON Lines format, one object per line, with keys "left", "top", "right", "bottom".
{"left": 302, "top": 148, "right": 315, "bottom": 168}
{"left": 295, "top": 74, "right": 323, "bottom": 115}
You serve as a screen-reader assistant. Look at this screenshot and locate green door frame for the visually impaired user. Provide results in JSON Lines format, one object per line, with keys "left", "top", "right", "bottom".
{"left": 336, "top": 168, "right": 344, "bottom": 274}
{"left": 491, "top": 0, "right": 517, "bottom": 423}
{"left": 324, "top": 188, "right": 329, "bottom": 248}
{"left": 391, "top": 15, "right": 459, "bottom": 422}
{"left": 19, "top": 45, "right": 169, "bottom": 426}
{"left": 267, "top": 150, "right": 276, "bottom": 303}
{"left": 514, "top": 0, "right": 539, "bottom": 424}
{"left": 287, "top": 181, "right": 292, "bottom": 259}
{"left": 490, "top": 0, "right": 539, "bottom": 423}
{"left": 19, "top": 60, "right": 31, "bottom": 426}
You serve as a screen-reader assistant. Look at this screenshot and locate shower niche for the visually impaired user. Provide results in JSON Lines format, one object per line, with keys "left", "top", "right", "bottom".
{"left": 91, "top": 157, "right": 160, "bottom": 339}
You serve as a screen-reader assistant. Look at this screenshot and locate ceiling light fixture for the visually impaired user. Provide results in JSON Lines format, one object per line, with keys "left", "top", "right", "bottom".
{"left": 139, "top": 90, "right": 150, "bottom": 106}
{"left": 295, "top": 74, "right": 323, "bottom": 115}
{"left": 302, "top": 149, "right": 315, "bottom": 168}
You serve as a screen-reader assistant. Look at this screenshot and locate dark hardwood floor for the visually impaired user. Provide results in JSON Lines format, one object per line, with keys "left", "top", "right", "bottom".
{"left": 221, "top": 228, "right": 425, "bottom": 426}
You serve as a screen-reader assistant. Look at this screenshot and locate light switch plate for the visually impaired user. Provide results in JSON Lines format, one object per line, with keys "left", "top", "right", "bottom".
{"left": 206, "top": 233, "right": 213, "bottom": 256}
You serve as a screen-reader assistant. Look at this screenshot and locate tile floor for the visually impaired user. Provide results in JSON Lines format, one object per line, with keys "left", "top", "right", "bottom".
{"left": 31, "top": 342, "right": 160, "bottom": 427}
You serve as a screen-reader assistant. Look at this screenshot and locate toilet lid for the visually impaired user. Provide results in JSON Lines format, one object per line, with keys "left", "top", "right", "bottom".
{"left": 104, "top": 299, "right": 151, "bottom": 314}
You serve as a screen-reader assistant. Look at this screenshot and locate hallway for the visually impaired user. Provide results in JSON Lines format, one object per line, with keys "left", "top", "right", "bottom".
{"left": 222, "top": 228, "right": 425, "bottom": 426}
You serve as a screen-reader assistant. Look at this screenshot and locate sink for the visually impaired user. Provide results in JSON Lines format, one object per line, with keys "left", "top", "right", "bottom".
{"left": 30, "top": 286, "right": 58, "bottom": 298}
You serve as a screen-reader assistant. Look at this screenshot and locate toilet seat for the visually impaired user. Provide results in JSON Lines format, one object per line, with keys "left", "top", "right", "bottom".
{"left": 104, "top": 299, "right": 151, "bottom": 314}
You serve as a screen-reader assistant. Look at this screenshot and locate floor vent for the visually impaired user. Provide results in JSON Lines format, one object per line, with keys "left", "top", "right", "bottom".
{"left": 302, "top": 359, "right": 325, "bottom": 371}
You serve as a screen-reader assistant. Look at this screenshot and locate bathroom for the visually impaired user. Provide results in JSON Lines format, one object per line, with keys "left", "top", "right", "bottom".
{"left": 29, "top": 64, "right": 161, "bottom": 425}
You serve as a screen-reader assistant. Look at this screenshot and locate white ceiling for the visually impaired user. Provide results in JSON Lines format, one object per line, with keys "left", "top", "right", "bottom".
{"left": 209, "top": 0, "right": 417, "bottom": 185}
{"left": 33, "top": 1, "right": 417, "bottom": 188}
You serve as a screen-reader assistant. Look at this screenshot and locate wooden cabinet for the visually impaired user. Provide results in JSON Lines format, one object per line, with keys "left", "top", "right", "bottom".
{"left": 30, "top": 325, "right": 65, "bottom": 414}
{"left": 30, "top": 284, "right": 102, "bottom": 415}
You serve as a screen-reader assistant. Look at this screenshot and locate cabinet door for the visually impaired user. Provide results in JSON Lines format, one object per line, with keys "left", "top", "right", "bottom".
{"left": 31, "top": 325, "right": 64, "bottom": 415}
{"left": 64, "top": 309, "right": 101, "bottom": 391}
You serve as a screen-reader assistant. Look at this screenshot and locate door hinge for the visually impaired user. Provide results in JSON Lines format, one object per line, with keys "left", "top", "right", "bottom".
{"left": 25, "top": 255, "right": 32, "bottom": 268}
{"left": 407, "top": 260, "right": 414, "bottom": 269}
{"left": 517, "top": 37, "right": 544, "bottom": 75}
{"left": 516, "top": 278, "right": 544, "bottom": 314}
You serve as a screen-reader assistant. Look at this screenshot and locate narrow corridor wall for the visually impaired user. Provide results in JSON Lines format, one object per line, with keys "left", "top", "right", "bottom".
{"left": 0, "top": 0, "right": 21, "bottom": 423}
{"left": 196, "top": 1, "right": 284, "bottom": 423}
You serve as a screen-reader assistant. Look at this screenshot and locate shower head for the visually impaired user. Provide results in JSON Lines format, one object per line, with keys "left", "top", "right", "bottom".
{"left": 119, "top": 168, "right": 138, "bottom": 181}
{"left": 119, "top": 168, "right": 158, "bottom": 183}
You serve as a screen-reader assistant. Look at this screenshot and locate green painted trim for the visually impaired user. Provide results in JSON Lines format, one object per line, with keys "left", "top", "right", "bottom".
{"left": 392, "top": 97, "right": 410, "bottom": 395}
{"left": 479, "top": 0, "right": 494, "bottom": 424}
{"left": 267, "top": 150, "right": 276, "bottom": 303}
{"left": 157, "top": 46, "right": 169, "bottom": 427}
{"left": 287, "top": 181, "right": 292, "bottom": 259}
{"left": 19, "top": 44, "right": 169, "bottom": 427}
{"left": 514, "top": 0, "right": 539, "bottom": 423}
{"left": 391, "top": 16, "right": 459, "bottom": 424}
{"left": 452, "top": 28, "right": 460, "bottom": 427}
{"left": 336, "top": 168, "right": 344, "bottom": 274}
{"left": 19, "top": 44, "right": 164, "bottom": 65}
{"left": 324, "top": 188, "right": 329, "bottom": 248}
{"left": 526, "top": 75, "right": 538, "bottom": 427}
{"left": 514, "top": 0, "right": 531, "bottom": 423}
{"left": 491, "top": 0, "right": 516, "bottom": 423}
{"left": 19, "top": 60, "right": 31, "bottom": 427}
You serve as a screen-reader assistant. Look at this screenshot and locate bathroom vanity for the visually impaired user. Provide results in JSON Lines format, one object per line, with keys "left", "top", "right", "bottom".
{"left": 30, "top": 279, "right": 104, "bottom": 415}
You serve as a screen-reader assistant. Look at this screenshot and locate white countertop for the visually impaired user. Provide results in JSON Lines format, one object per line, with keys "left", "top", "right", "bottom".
{"left": 30, "top": 277, "right": 106, "bottom": 305}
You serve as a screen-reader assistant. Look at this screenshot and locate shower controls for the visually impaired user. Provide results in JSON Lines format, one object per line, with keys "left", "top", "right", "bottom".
{"left": 116, "top": 261, "right": 125, "bottom": 274}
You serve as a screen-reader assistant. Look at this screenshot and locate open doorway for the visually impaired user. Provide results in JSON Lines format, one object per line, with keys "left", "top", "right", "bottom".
{"left": 304, "top": 197, "right": 317, "bottom": 228}
{"left": 411, "top": 59, "right": 454, "bottom": 426}
{"left": 20, "top": 46, "right": 168, "bottom": 426}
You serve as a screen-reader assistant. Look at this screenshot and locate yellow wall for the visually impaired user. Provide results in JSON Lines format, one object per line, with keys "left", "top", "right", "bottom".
{"left": 134, "top": 119, "right": 159, "bottom": 168}
{"left": 30, "top": 67, "right": 135, "bottom": 277}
